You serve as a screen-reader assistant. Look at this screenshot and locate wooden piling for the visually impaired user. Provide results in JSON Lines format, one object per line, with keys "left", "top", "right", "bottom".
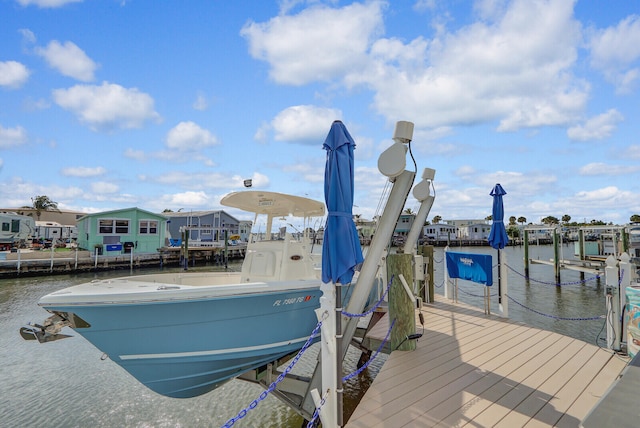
{"left": 553, "top": 228, "right": 560, "bottom": 282}
{"left": 387, "top": 253, "right": 416, "bottom": 351}
{"left": 523, "top": 229, "right": 530, "bottom": 277}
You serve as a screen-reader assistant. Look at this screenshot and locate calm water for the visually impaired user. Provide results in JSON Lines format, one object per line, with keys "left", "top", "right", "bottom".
{"left": 0, "top": 244, "right": 609, "bottom": 427}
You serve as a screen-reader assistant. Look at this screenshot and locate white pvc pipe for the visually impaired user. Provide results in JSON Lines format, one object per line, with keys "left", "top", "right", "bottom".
{"left": 398, "top": 273, "right": 416, "bottom": 303}
{"left": 404, "top": 194, "right": 434, "bottom": 253}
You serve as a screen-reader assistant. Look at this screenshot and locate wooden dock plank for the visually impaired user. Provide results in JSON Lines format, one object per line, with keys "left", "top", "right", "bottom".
{"left": 492, "top": 340, "right": 592, "bottom": 427}
{"left": 558, "top": 354, "right": 629, "bottom": 427}
{"left": 524, "top": 349, "right": 624, "bottom": 426}
{"left": 346, "top": 295, "right": 629, "bottom": 428}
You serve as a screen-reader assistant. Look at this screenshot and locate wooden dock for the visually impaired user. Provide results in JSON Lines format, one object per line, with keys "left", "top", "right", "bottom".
{"left": 346, "top": 295, "right": 629, "bottom": 427}
{"left": 0, "top": 245, "right": 246, "bottom": 278}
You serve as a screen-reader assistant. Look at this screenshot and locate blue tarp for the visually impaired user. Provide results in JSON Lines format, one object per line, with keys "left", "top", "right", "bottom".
{"left": 446, "top": 251, "right": 493, "bottom": 286}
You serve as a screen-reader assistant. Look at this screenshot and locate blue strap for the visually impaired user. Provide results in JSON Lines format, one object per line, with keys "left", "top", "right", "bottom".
{"left": 328, "top": 211, "right": 351, "bottom": 217}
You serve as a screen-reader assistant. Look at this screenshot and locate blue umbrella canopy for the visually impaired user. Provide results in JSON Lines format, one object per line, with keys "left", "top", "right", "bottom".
{"left": 488, "top": 183, "right": 509, "bottom": 250}
{"left": 321, "top": 120, "right": 364, "bottom": 284}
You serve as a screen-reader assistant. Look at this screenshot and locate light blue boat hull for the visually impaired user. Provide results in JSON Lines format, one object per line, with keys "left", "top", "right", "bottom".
{"left": 48, "top": 287, "right": 325, "bottom": 398}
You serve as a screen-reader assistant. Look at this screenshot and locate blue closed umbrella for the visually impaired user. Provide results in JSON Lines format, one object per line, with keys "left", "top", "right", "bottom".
{"left": 488, "top": 183, "right": 509, "bottom": 250}
{"left": 322, "top": 120, "right": 364, "bottom": 284}
{"left": 488, "top": 183, "right": 508, "bottom": 307}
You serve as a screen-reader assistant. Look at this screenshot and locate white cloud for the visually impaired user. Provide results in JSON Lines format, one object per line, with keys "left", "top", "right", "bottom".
{"left": 149, "top": 171, "right": 268, "bottom": 191}
{"left": 18, "top": 28, "right": 36, "bottom": 44}
{"left": 35, "top": 40, "right": 98, "bottom": 81}
{"left": 623, "top": 145, "right": 640, "bottom": 160}
{"left": 22, "top": 97, "right": 50, "bottom": 111}
{"left": 17, "top": 0, "right": 83, "bottom": 8}
{"left": 0, "top": 124, "right": 27, "bottom": 148}
{"left": 589, "top": 15, "right": 640, "bottom": 94}
{"left": 192, "top": 92, "right": 208, "bottom": 111}
{"left": 254, "top": 121, "right": 270, "bottom": 144}
{"left": 567, "top": 109, "right": 624, "bottom": 141}
{"left": 0, "top": 61, "right": 30, "bottom": 89}
{"left": 165, "top": 121, "right": 219, "bottom": 151}
{"left": 413, "top": 0, "right": 437, "bottom": 13}
{"left": 244, "top": 0, "right": 587, "bottom": 132}
{"left": 123, "top": 148, "right": 146, "bottom": 162}
{"left": 164, "top": 191, "right": 210, "bottom": 207}
{"left": 454, "top": 165, "right": 477, "bottom": 176}
{"left": 573, "top": 186, "right": 633, "bottom": 205}
{"left": 91, "top": 181, "right": 119, "bottom": 194}
{"left": 363, "top": 0, "right": 586, "bottom": 130}
{"left": 241, "top": 172, "right": 269, "bottom": 188}
{"left": 271, "top": 105, "right": 342, "bottom": 144}
{"left": 579, "top": 162, "right": 640, "bottom": 176}
{"left": 241, "top": 2, "right": 384, "bottom": 85}
{"left": 52, "top": 82, "right": 161, "bottom": 131}
{"left": 61, "top": 166, "right": 107, "bottom": 177}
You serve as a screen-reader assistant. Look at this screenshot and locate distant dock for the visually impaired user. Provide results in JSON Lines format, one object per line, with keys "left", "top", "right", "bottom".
{"left": 347, "top": 295, "right": 628, "bottom": 427}
{"left": 0, "top": 245, "right": 246, "bottom": 278}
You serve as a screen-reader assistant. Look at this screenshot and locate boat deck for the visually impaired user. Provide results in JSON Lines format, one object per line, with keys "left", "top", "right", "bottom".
{"left": 346, "top": 295, "right": 629, "bottom": 428}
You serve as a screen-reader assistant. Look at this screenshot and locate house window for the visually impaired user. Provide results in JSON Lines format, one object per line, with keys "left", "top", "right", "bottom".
{"left": 99, "top": 218, "right": 130, "bottom": 234}
{"left": 1, "top": 222, "right": 8, "bottom": 232}
{"left": 139, "top": 220, "right": 158, "bottom": 234}
{"left": 99, "top": 219, "right": 113, "bottom": 234}
{"left": 116, "top": 220, "right": 129, "bottom": 234}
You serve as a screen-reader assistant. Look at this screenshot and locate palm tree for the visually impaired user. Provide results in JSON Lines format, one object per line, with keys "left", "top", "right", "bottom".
{"left": 517, "top": 216, "right": 527, "bottom": 226}
{"left": 509, "top": 216, "right": 517, "bottom": 226}
{"left": 541, "top": 216, "right": 559, "bottom": 225}
{"left": 432, "top": 215, "right": 442, "bottom": 224}
{"left": 23, "top": 195, "right": 60, "bottom": 220}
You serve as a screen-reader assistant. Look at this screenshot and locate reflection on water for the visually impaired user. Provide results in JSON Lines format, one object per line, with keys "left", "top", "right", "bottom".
{"left": 0, "top": 244, "right": 611, "bottom": 427}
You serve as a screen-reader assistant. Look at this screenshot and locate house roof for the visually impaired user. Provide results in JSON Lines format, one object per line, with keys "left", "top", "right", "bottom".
{"left": 77, "top": 207, "right": 168, "bottom": 221}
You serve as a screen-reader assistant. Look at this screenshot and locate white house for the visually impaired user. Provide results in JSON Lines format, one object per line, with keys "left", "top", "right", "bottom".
{"left": 422, "top": 224, "right": 458, "bottom": 243}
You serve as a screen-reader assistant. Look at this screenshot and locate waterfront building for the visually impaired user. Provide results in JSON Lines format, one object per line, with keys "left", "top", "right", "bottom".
{"left": 163, "top": 210, "right": 243, "bottom": 247}
{"left": 76, "top": 208, "right": 168, "bottom": 255}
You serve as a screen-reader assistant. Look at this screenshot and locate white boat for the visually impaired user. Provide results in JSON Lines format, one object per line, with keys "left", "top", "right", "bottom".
{"left": 22, "top": 120, "right": 431, "bottom": 419}
{"left": 22, "top": 191, "right": 330, "bottom": 398}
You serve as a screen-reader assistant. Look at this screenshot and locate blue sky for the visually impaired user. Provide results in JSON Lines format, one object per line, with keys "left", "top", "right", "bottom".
{"left": 1, "top": 0, "right": 640, "bottom": 227}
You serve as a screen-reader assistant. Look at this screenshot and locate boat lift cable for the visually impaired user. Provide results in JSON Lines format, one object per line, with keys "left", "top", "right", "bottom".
{"left": 407, "top": 141, "right": 417, "bottom": 174}
{"left": 372, "top": 179, "right": 392, "bottom": 234}
{"left": 343, "top": 318, "right": 396, "bottom": 381}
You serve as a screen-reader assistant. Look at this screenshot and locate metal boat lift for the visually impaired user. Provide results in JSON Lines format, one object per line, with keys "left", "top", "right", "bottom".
{"left": 238, "top": 121, "right": 437, "bottom": 424}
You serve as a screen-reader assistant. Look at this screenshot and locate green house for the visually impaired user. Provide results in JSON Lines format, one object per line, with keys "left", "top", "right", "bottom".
{"left": 76, "top": 208, "right": 167, "bottom": 255}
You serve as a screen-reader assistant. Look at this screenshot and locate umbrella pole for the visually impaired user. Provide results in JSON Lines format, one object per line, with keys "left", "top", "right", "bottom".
{"left": 336, "top": 282, "right": 344, "bottom": 427}
{"left": 497, "top": 249, "right": 502, "bottom": 305}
